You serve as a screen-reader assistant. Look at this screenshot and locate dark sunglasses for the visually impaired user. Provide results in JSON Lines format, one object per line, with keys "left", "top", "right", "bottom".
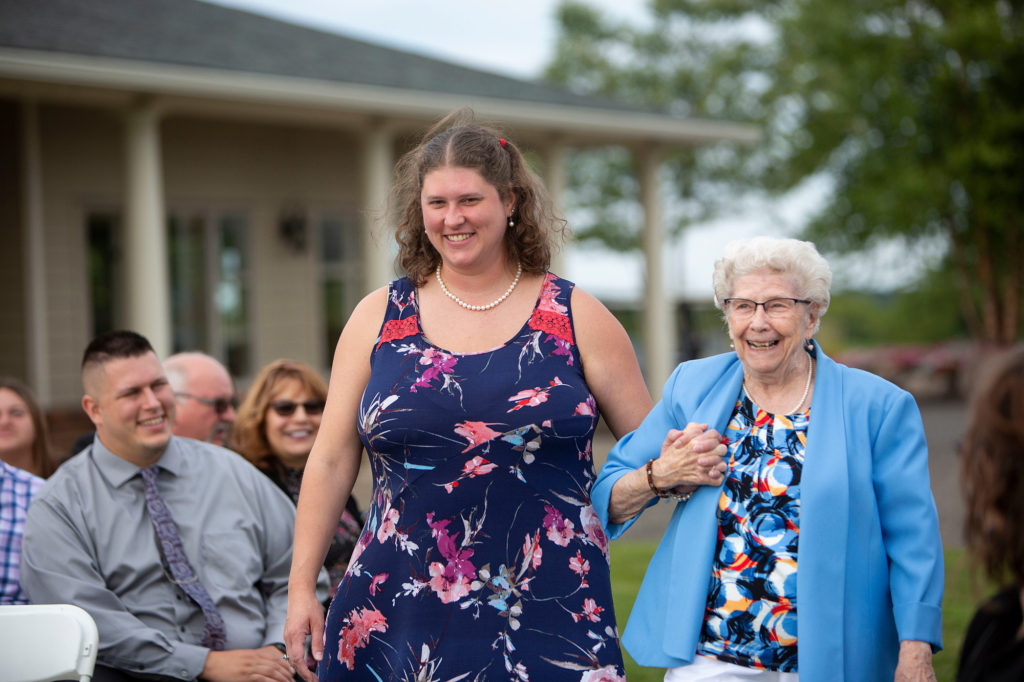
{"left": 268, "top": 400, "right": 326, "bottom": 417}
{"left": 175, "top": 392, "right": 238, "bottom": 415}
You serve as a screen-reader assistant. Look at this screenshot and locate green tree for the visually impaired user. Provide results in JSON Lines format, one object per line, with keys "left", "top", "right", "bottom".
{"left": 545, "top": 0, "right": 1024, "bottom": 344}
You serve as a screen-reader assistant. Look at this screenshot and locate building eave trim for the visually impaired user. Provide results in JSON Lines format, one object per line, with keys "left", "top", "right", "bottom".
{"left": 0, "top": 48, "right": 761, "bottom": 145}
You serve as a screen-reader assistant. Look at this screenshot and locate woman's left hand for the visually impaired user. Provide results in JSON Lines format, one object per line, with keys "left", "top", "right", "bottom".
{"left": 894, "top": 640, "right": 937, "bottom": 682}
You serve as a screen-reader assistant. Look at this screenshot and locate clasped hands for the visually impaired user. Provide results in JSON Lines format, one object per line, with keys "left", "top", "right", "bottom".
{"left": 648, "top": 422, "right": 728, "bottom": 494}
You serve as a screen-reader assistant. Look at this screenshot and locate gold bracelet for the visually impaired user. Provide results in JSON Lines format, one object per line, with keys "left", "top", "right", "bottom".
{"left": 645, "top": 459, "right": 694, "bottom": 502}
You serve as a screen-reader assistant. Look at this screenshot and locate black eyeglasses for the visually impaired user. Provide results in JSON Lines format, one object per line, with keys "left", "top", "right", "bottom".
{"left": 175, "top": 392, "right": 238, "bottom": 415}
{"left": 268, "top": 400, "right": 326, "bottom": 417}
{"left": 723, "top": 297, "right": 811, "bottom": 319}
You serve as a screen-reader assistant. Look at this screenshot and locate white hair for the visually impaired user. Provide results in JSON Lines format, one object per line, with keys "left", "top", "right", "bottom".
{"left": 712, "top": 236, "right": 832, "bottom": 332}
{"left": 163, "top": 351, "right": 229, "bottom": 393}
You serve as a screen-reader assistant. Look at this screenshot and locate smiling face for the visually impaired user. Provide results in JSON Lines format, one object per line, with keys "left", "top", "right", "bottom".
{"left": 82, "top": 351, "right": 175, "bottom": 466}
{"left": 0, "top": 388, "right": 36, "bottom": 463}
{"left": 726, "top": 270, "right": 819, "bottom": 383}
{"left": 263, "top": 379, "right": 321, "bottom": 469}
{"left": 421, "top": 165, "right": 514, "bottom": 274}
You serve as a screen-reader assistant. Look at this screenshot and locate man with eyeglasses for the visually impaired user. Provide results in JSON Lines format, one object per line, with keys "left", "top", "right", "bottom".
{"left": 164, "top": 352, "right": 237, "bottom": 447}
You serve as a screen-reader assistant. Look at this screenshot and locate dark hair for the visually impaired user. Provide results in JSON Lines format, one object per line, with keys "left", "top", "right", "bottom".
{"left": 82, "top": 330, "right": 155, "bottom": 370}
{"left": 389, "top": 107, "right": 566, "bottom": 286}
{"left": 230, "top": 359, "right": 328, "bottom": 476}
{"left": 960, "top": 345, "right": 1024, "bottom": 586}
{"left": 0, "top": 376, "right": 57, "bottom": 478}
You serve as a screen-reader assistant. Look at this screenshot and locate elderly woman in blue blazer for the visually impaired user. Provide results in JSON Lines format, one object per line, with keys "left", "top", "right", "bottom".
{"left": 593, "top": 236, "right": 943, "bottom": 682}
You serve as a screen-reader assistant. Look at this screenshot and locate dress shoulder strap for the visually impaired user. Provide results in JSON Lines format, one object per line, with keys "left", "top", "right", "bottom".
{"left": 373, "top": 277, "right": 422, "bottom": 351}
{"left": 526, "top": 272, "right": 577, "bottom": 348}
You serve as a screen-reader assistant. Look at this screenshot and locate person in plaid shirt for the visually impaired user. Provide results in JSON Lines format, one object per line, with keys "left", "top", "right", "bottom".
{"left": 0, "top": 458, "right": 44, "bottom": 604}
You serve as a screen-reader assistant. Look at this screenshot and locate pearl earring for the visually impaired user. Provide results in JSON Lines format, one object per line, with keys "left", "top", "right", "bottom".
{"left": 805, "top": 338, "right": 814, "bottom": 352}
{"left": 507, "top": 216, "right": 515, "bottom": 228}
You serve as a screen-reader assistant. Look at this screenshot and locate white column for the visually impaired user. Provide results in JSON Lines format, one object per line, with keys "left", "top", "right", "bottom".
{"left": 361, "top": 123, "right": 396, "bottom": 291}
{"left": 20, "top": 100, "right": 50, "bottom": 403}
{"left": 637, "top": 147, "right": 676, "bottom": 398}
{"left": 541, "top": 141, "right": 568, "bottom": 276}
{"left": 124, "top": 100, "right": 171, "bottom": 358}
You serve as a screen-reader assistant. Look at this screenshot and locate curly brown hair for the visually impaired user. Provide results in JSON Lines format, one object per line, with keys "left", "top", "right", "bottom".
{"left": 960, "top": 345, "right": 1024, "bottom": 586}
{"left": 389, "top": 108, "right": 567, "bottom": 286}
{"left": 0, "top": 376, "right": 57, "bottom": 478}
{"left": 229, "top": 360, "right": 328, "bottom": 477}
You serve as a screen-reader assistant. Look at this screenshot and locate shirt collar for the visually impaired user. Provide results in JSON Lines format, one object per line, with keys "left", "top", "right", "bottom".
{"left": 90, "top": 436, "right": 185, "bottom": 488}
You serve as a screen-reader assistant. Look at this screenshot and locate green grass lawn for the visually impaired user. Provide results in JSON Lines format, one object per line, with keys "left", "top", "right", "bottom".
{"left": 609, "top": 543, "right": 989, "bottom": 682}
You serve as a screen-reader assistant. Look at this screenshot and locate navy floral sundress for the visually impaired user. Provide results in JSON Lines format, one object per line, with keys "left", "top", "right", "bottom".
{"left": 318, "top": 273, "right": 625, "bottom": 682}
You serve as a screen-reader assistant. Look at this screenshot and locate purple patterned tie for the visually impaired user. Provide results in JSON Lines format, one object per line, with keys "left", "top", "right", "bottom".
{"left": 140, "top": 466, "right": 227, "bottom": 650}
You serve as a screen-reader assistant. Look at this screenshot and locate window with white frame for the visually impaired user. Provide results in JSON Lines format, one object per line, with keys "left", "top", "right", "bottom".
{"left": 85, "top": 209, "right": 251, "bottom": 377}
{"left": 168, "top": 209, "right": 251, "bottom": 377}
{"left": 320, "top": 211, "right": 362, "bottom": 367}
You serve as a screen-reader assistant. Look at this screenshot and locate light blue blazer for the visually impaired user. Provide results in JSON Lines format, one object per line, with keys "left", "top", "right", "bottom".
{"left": 592, "top": 344, "right": 944, "bottom": 681}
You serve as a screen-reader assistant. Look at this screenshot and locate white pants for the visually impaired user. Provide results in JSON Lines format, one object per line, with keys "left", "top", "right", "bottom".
{"left": 664, "top": 655, "right": 799, "bottom": 682}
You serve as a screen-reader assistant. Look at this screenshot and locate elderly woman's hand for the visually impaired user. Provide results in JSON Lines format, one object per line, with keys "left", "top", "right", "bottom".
{"left": 894, "top": 640, "right": 937, "bottom": 682}
{"left": 606, "top": 422, "right": 729, "bottom": 524}
{"left": 649, "top": 422, "right": 728, "bottom": 492}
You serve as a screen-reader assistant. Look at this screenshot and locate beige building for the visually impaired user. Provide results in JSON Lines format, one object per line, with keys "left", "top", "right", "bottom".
{"left": 0, "top": 0, "right": 757, "bottom": 448}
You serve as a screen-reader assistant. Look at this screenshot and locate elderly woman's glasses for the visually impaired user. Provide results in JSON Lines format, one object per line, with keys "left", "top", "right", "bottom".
{"left": 723, "top": 297, "right": 810, "bottom": 318}
{"left": 175, "top": 392, "right": 238, "bottom": 415}
{"left": 269, "top": 400, "right": 326, "bottom": 417}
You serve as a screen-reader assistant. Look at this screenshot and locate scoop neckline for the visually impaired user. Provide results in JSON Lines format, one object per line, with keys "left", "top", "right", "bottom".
{"left": 412, "top": 272, "right": 552, "bottom": 357}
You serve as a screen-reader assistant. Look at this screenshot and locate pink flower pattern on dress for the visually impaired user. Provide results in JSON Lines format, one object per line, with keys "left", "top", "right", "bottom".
{"left": 376, "top": 506, "right": 399, "bottom": 544}
{"left": 454, "top": 420, "right": 503, "bottom": 453}
{"left": 569, "top": 550, "right": 590, "bottom": 588}
{"left": 572, "top": 597, "right": 604, "bottom": 624}
{"left": 543, "top": 504, "right": 576, "bottom": 547}
{"left": 426, "top": 513, "right": 476, "bottom": 603}
{"left": 580, "top": 666, "right": 627, "bottom": 682}
{"left": 320, "top": 274, "right": 624, "bottom": 680}
{"left": 507, "top": 377, "right": 565, "bottom": 413}
{"left": 337, "top": 606, "right": 388, "bottom": 670}
{"left": 412, "top": 348, "right": 458, "bottom": 392}
{"left": 441, "top": 455, "right": 499, "bottom": 493}
{"left": 369, "top": 572, "right": 388, "bottom": 595}
{"left": 521, "top": 531, "right": 543, "bottom": 573}
{"left": 579, "top": 506, "right": 609, "bottom": 554}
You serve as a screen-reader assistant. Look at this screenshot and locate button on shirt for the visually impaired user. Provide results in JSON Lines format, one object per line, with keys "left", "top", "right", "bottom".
{"left": 1, "top": 459, "right": 44, "bottom": 604}
{"left": 20, "top": 437, "right": 299, "bottom": 680}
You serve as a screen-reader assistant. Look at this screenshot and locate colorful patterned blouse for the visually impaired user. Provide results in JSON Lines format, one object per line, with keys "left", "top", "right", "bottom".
{"left": 696, "top": 392, "right": 809, "bottom": 672}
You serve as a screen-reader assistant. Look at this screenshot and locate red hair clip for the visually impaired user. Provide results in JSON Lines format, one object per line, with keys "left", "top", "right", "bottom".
{"left": 499, "top": 138, "right": 507, "bottom": 147}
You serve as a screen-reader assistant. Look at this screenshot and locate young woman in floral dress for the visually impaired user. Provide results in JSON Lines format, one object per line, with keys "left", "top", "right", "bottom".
{"left": 283, "top": 109, "right": 657, "bottom": 681}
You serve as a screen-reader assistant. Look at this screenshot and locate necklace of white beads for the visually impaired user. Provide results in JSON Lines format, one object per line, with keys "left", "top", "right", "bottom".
{"left": 435, "top": 262, "right": 523, "bottom": 311}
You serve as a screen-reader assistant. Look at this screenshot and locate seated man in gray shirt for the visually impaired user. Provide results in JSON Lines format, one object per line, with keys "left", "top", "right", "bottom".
{"left": 21, "top": 330, "right": 301, "bottom": 682}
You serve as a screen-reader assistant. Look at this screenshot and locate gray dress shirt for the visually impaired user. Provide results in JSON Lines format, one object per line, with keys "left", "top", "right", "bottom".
{"left": 20, "top": 437, "right": 299, "bottom": 680}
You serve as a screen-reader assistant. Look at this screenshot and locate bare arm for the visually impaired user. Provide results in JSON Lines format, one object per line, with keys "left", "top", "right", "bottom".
{"left": 571, "top": 287, "right": 652, "bottom": 438}
{"left": 571, "top": 288, "right": 726, "bottom": 523}
{"left": 284, "top": 286, "right": 387, "bottom": 681}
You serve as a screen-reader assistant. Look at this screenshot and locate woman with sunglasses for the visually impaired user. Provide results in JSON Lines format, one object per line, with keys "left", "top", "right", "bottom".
{"left": 231, "top": 359, "right": 361, "bottom": 598}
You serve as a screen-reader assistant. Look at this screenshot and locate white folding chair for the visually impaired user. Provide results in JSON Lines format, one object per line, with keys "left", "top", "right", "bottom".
{"left": 0, "top": 604, "right": 99, "bottom": 682}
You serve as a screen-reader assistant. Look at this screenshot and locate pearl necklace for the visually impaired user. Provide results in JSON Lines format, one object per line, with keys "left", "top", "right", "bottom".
{"left": 435, "top": 263, "right": 522, "bottom": 311}
{"left": 743, "top": 354, "right": 815, "bottom": 415}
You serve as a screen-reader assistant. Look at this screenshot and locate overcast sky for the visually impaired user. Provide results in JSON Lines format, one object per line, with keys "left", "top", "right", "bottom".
{"left": 204, "top": 0, "right": 650, "bottom": 80}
